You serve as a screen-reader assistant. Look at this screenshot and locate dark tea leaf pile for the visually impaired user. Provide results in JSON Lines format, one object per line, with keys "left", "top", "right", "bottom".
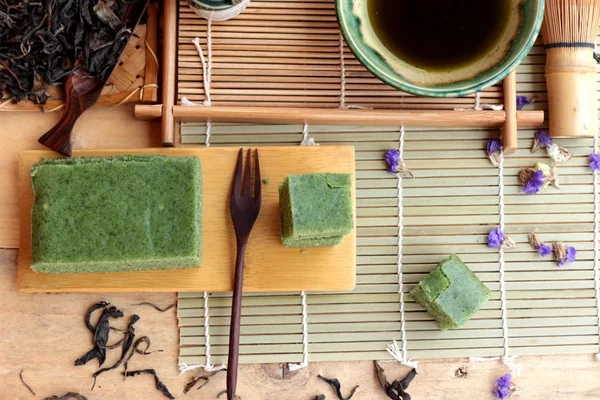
{"left": 75, "top": 301, "right": 173, "bottom": 399}
{"left": 0, "top": 0, "right": 141, "bottom": 104}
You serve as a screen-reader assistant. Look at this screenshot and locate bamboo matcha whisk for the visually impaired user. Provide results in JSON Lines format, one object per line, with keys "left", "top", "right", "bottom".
{"left": 542, "top": 0, "right": 600, "bottom": 137}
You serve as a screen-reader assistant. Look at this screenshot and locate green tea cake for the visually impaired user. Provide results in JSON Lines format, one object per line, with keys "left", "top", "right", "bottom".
{"left": 409, "top": 254, "right": 490, "bottom": 330}
{"left": 30, "top": 155, "right": 202, "bottom": 273}
{"left": 279, "top": 173, "right": 353, "bottom": 248}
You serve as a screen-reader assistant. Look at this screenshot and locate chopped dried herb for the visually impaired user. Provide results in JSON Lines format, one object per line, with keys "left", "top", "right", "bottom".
{"left": 317, "top": 375, "right": 358, "bottom": 400}
{"left": 314, "top": 396, "right": 327, "bottom": 400}
{"left": 455, "top": 367, "right": 468, "bottom": 378}
{"left": 0, "top": 0, "right": 147, "bottom": 104}
{"left": 374, "top": 361, "right": 417, "bottom": 400}
{"left": 43, "top": 393, "right": 88, "bottom": 400}
{"left": 184, "top": 369, "right": 225, "bottom": 394}
{"left": 123, "top": 369, "right": 175, "bottom": 400}
{"left": 75, "top": 305, "right": 124, "bottom": 367}
{"left": 131, "top": 302, "right": 176, "bottom": 312}
{"left": 92, "top": 314, "right": 140, "bottom": 390}
{"left": 19, "top": 369, "right": 36, "bottom": 396}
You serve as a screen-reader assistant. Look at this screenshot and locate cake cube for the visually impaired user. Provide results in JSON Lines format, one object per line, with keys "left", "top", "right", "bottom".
{"left": 409, "top": 254, "right": 490, "bottom": 330}
{"left": 279, "top": 173, "right": 353, "bottom": 248}
{"left": 30, "top": 155, "right": 202, "bottom": 273}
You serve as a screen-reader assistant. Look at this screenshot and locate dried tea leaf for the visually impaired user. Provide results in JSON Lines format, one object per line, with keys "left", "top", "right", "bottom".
{"left": 374, "top": 361, "right": 417, "bottom": 400}
{"left": 217, "top": 390, "right": 241, "bottom": 399}
{"left": 314, "top": 396, "right": 327, "bottom": 400}
{"left": 124, "top": 369, "right": 174, "bottom": 400}
{"left": 19, "top": 369, "right": 36, "bottom": 396}
{"left": 84, "top": 301, "right": 109, "bottom": 333}
{"left": 75, "top": 305, "right": 123, "bottom": 367}
{"left": 184, "top": 369, "right": 225, "bottom": 394}
{"left": 124, "top": 336, "right": 155, "bottom": 375}
{"left": 131, "top": 302, "right": 176, "bottom": 312}
{"left": 317, "top": 375, "right": 358, "bottom": 400}
{"left": 92, "top": 314, "right": 140, "bottom": 390}
{"left": 44, "top": 393, "right": 88, "bottom": 400}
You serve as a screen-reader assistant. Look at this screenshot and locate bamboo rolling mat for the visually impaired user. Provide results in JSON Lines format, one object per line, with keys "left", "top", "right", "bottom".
{"left": 175, "top": 1, "right": 600, "bottom": 368}
{"left": 177, "top": 0, "right": 503, "bottom": 110}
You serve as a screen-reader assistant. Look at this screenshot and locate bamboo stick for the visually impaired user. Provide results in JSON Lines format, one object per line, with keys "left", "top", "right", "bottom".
{"left": 162, "top": 0, "right": 178, "bottom": 146}
{"left": 502, "top": 71, "right": 518, "bottom": 153}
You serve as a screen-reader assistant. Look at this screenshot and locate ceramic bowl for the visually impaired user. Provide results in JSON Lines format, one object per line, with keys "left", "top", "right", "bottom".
{"left": 336, "top": 0, "right": 545, "bottom": 97}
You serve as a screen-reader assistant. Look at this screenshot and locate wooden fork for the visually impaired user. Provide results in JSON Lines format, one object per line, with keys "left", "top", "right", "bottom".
{"left": 228, "top": 148, "right": 261, "bottom": 400}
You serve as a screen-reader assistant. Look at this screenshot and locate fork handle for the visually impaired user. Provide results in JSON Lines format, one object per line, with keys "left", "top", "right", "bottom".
{"left": 227, "top": 237, "right": 247, "bottom": 400}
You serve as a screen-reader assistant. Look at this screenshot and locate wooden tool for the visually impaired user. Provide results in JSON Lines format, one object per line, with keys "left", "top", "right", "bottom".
{"left": 542, "top": 0, "right": 600, "bottom": 138}
{"left": 17, "top": 147, "right": 356, "bottom": 292}
{"left": 228, "top": 149, "right": 262, "bottom": 400}
{"left": 38, "top": 0, "right": 150, "bottom": 156}
{"left": 502, "top": 71, "right": 518, "bottom": 153}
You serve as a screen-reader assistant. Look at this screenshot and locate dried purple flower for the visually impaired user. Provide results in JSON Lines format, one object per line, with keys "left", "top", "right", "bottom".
{"left": 488, "top": 227, "right": 517, "bottom": 249}
{"left": 529, "top": 233, "right": 552, "bottom": 257}
{"left": 488, "top": 227, "right": 506, "bottom": 248}
{"left": 538, "top": 244, "right": 552, "bottom": 257}
{"left": 522, "top": 170, "right": 545, "bottom": 195}
{"left": 385, "top": 149, "right": 400, "bottom": 174}
{"left": 493, "top": 374, "right": 512, "bottom": 400}
{"left": 487, "top": 139, "right": 502, "bottom": 155}
{"left": 566, "top": 246, "right": 577, "bottom": 263}
{"left": 547, "top": 143, "right": 573, "bottom": 163}
{"left": 554, "top": 243, "right": 576, "bottom": 267}
{"left": 531, "top": 130, "right": 553, "bottom": 152}
{"left": 516, "top": 95, "right": 531, "bottom": 110}
{"left": 590, "top": 154, "right": 600, "bottom": 172}
{"left": 487, "top": 139, "right": 503, "bottom": 167}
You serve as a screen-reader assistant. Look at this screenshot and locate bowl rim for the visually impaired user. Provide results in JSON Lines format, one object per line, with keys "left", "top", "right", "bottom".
{"left": 336, "top": 0, "right": 545, "bottom": 98}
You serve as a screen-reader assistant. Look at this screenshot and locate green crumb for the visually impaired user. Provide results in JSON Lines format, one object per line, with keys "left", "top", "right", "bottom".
{"left": 262, "top": 178, "right": 270, "bottom": 184}
{"left": 300, "top": 249, "right": 308, "bottom": 254}
{"left": 278, "top": 173, "right": 353, "bottom": 248}
{"left": 409, "top": 254, "right": 490, "bottom": 330}
{"left": 30, "top": 155, "right": 202, "bottom": 274}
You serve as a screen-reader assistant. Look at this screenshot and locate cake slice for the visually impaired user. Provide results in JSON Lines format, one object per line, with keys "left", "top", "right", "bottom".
{"left": 409, "top": 254, "right": 490, "bottom": 330}
{"left": 30, "top": 155, "right": 202, "bottom": 273}
{"left": 279, "top": 173, "right": 353, "bottom": 248}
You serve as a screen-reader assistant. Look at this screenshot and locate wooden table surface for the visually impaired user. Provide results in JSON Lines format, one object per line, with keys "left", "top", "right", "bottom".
{"left": 1, "top": 107, "right": 600, "bottom": 399}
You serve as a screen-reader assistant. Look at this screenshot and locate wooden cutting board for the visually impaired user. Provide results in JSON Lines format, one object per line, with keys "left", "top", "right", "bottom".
{"left": 17, "top": 147, "right": 356, "bottom": 292}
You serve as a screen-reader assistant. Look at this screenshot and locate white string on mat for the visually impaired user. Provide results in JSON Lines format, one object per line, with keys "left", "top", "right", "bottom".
{"left": 469, "top": 148, "right": 521, "bottom": 375}
{"left": 300, "top": 123, "right": 318, "bottom": 146}
{"left": 288, "top": 291, "right": 309, "bottom": 371}
{"left": 189, "top": 0, "right": 251, "bottom": 22}
{"left": 454, "top": 92, "right": 504, "bottom": 111}
{"left": 178, "top": 292, "right": 227, "bottom": 373}
{"left": 593, "top": 124, "right": 600, "bottom": 360}
{"left": 189, "top": 22, "right": 214, "bottom": 146}
{"left": 385, "top": 126, "right": 418, "bottom": 370}
{"left": 337, "top": 32, "right": 369, "bottom": 110}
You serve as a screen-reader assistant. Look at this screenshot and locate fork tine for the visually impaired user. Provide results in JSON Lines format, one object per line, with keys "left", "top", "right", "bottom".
{"left": 253, "top": 150, "right": 261, "bottom": 201}
{"left": 243, "top": 148, "right": 252, "bottom": 197}
{"left": 232, "top": 149, "right": 243, "bottom": 199}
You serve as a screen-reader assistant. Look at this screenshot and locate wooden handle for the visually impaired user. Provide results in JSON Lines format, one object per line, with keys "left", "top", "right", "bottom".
{"left": 161, "top": 0, "right": 178, "bottom": 146}
{"left": 160, "top": 106, "right": 544, "bottom": 128}
{"left": 546, "top": 49, "right": 597, "bottom": 137}
{"left": 502, "top": 71, "right": 518, "bottom": 154}
{"left": 38, "top": 77, "right": 102, "bottom": 156}
{"left": 227, "top": 238, "right": 246, "bottom": 400}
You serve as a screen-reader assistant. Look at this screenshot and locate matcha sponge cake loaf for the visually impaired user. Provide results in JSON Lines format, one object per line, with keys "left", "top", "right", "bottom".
{"left": 279, "top": 173, "right": 353, "bottom": 248}
{"left": 30, "top": 155, "right": 202, "bottom": 273}
{"left": 409, "top": 254, "right": 490, "bottom": 330}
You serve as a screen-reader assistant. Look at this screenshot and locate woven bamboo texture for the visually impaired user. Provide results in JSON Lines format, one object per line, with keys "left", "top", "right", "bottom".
{"left": 175, "top": 23, "right": 600, "bottom": 364}
{"left": 0, "top": 4, "right": 159, "bottom": 112}
{"left": 177, "top": 0, "right": 503, "bottom": 110}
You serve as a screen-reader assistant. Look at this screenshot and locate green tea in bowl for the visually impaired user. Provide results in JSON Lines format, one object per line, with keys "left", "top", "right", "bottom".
{"left": 336, "top": 0, "right": 544, "bottom": 97}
